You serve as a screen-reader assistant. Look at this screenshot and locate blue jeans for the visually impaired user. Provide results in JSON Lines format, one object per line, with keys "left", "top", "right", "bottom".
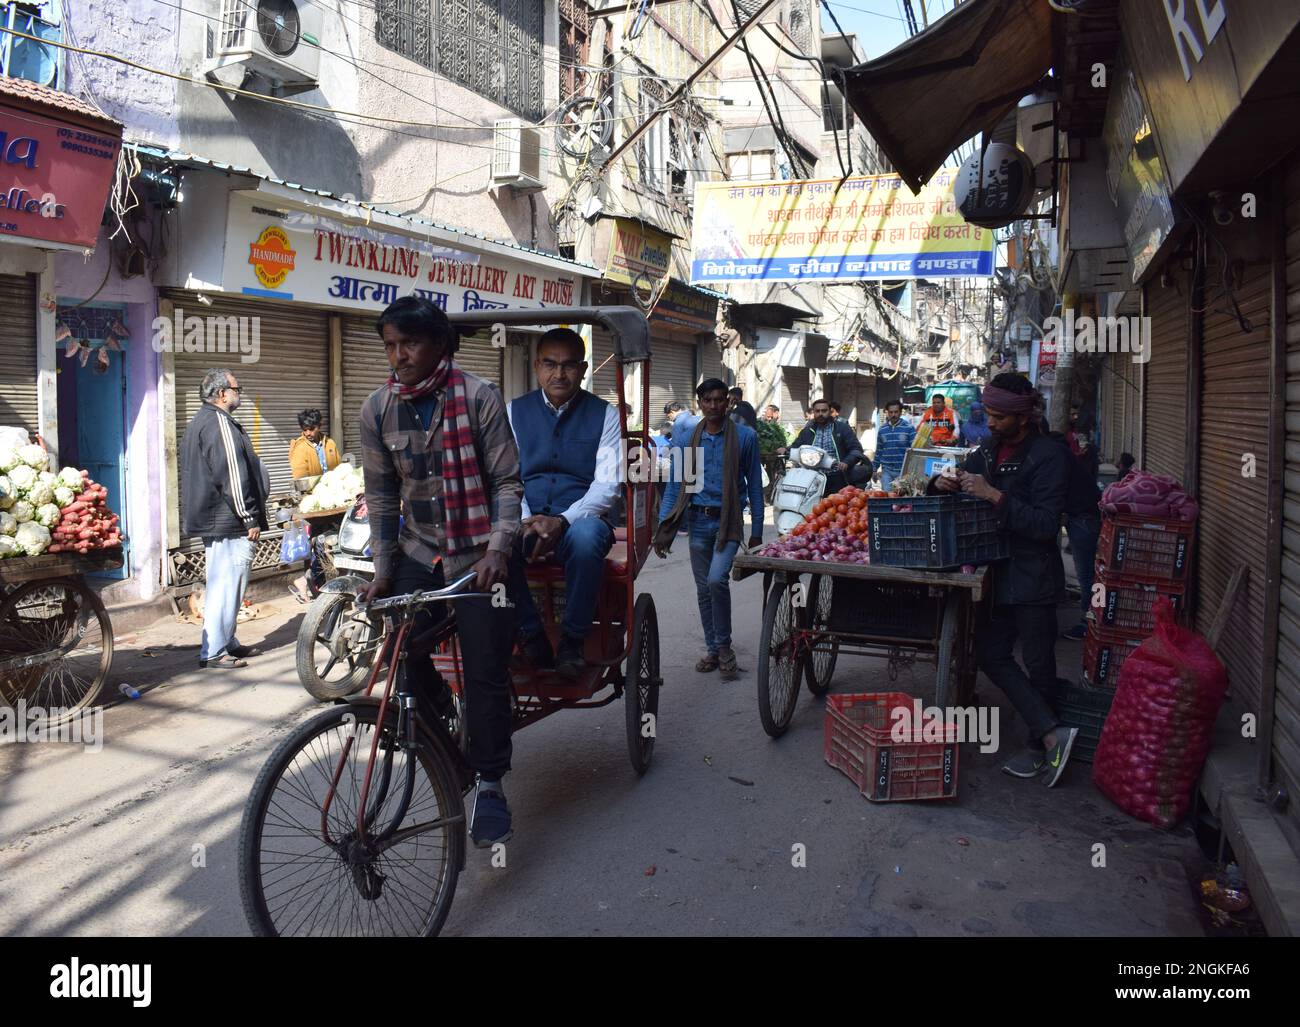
{"left": 200, "top": 535, "right": 253, "bottom": 660}
{"left": 688, "top": 508, "right": 741, "bottom": 653}
{"left": 879, "top": 466, "right": 901, "bottom": 492}
{"left": 510, "top": 516, "right": 614, "bottom": 642}
{"left": 1066, "top": 513, "right": 1101, "bottom": 616}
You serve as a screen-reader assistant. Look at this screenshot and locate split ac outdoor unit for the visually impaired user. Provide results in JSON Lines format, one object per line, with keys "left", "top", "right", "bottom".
{"left": 207, "top": 0, "right": 322, "bottom": 96}
{"left": 492, "top": 119, "right": 545, "bottom": 193}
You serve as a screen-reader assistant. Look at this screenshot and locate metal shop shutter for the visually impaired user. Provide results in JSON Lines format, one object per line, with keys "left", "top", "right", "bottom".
{"left": 780, "top": 366, "right": 810, "bottom": 425}
{"left": 648, "top": 336, "right": 696, "bottom": 420}
{"left": 456, "top": 328, "right": 505, "bottom": 387}
{"left": 169, "top": 292, "right": 329, "bottom": 519}
{"left": 1141, "top": 276, "right": 1190, "bottom": 482}
{"left": 341, "top": 315, "right": 391, "bottom": 459}
{"left": 1102, "top": 354, "right": 1140, "bottom": 465}
{"left": 1196, "top": 263, "right": 1271, "bottom": 717}
{"left": 0, "top": 273, "right": 38, "bottom": 437}
{"left": 591, "top": 327, "right": 619, "bottom": 408}
{"left": 698, "top": 334, "right": 725, "bottom": 386}
{"left": 1276, "top": 160, "right": 1300, "bottom": 836}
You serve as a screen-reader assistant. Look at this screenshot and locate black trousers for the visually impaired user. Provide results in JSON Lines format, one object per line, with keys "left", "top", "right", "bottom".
{"left": 390, "top": 553, "right": 515, "bottom": 778}
{"left": 978, "top": 603, "right": 1059, "bottom": 749}
{"left": 825, "top": 461, "right": 873, "bottom": 494}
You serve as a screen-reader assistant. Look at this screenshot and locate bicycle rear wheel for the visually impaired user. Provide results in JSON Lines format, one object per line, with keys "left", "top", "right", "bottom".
{"left": 239, "top": 703, "right": 465, "bottom": 937}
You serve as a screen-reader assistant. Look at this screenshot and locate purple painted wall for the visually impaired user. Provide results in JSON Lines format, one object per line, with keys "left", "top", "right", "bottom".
{"left": 54, "top": 235, "right": 163, "bottom": 602}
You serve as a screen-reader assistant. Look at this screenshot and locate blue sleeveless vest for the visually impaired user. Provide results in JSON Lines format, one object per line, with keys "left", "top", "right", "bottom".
{"left": 512, "top": 389, "right": 610, "bottom": 516}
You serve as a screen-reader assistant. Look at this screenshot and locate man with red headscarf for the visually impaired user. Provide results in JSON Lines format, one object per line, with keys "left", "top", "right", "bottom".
{"left": 931, "top": 373, "right": 1079, "bottom": 787}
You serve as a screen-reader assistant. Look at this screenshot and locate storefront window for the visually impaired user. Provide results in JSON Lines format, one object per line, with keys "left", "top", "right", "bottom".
{"left": 0, "top": 2, "right": 63, "bottom": 89}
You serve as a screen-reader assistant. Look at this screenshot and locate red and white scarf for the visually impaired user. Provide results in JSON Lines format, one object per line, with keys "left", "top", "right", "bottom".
{"left": 389, "top": 358, "right": 491, "bottom": 551}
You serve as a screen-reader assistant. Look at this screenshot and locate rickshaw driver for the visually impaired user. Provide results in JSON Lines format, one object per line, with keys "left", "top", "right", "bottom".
{"left": 506, "top": 328, "right": 621, "bottom": 678}
{"left": 358, "top": 296, "right": 523, "bottom": 848}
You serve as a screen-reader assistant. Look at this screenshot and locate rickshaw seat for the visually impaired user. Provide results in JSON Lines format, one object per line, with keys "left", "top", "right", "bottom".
{"left": 613, "top": 526, "right": 627, "bottom": 542}
{"left": 521, "top": 541, "right": 630, "bottom": 580}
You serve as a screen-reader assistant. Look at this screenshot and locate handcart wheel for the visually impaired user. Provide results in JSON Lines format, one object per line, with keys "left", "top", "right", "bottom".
{"left": 0, "top": 578, "right": 113, "bottom": 724}
{"left": 757, "top": 578, "right": 804, "bottom": 738}
{"left": 934, "top": 592, "right": 960, "bottom": 708}
{"left": 801, "top": 574, "right": 838, "bottom": 697}
{"left": 624, "top": 593, "right": 660, "bottom": 775}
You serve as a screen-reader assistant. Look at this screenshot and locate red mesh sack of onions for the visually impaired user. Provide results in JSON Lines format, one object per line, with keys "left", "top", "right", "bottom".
{"left": 1091, "top": 598, "right": 1228, "bottom": 829}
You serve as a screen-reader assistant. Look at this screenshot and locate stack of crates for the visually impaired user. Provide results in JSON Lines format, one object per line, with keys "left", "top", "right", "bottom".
{"left": 1064, "top": 512, "right": 1196, "bottom": 761}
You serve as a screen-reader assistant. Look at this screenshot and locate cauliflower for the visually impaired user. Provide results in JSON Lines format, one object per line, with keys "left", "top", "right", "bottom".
{"left": 54, "top": 485, "right": 75, "bottom": 508}
{"left": 57, "top": 466, "right": 85, "bottom": 493}
{"left": 8, "top": 464, "right": 36, "bottom": 492}
{"left": 0, "top": 511, "right": 15, "bottom": 535}
{"left": 11, "top": 499, "right": 34, "bottom": 523}
{"left": 0, "top": 474, "right": 12, "bottom": 510}
{"left": 17, "top": 443, "right": 49, "bottom": 471}
{"left": 299, "top": 493, "right": 321, "bottom": 514}
{"left": 35, "top": 503, "right": 60, "bottom": 528}
{"left": 38, "top": 470, "right": 57, "bottom": 487}
{"left": 0, "top": 448, "right": 17, "bottom": 473}
{"left": 26, "top": 483, "right": 53, "bottom": 507}
{"left": 15, "top": 521, "right": 50, "bottom": 555}
{"left": 0, "top": 535, "right": 17, "bottom": 558}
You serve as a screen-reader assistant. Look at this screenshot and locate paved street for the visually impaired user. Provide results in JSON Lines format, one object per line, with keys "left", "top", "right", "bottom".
{"left": 0, "top": 544, "right": 1206, "bottom": 937}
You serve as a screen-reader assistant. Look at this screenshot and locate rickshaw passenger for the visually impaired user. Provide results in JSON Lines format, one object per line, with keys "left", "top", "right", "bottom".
{"left": 506, "top": 328, "right": 621, "bottom": 678}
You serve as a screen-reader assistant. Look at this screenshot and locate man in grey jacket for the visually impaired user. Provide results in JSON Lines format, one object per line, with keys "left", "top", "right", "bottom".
{"left": 180, "top": 368, "right": 269, "bottom": 670}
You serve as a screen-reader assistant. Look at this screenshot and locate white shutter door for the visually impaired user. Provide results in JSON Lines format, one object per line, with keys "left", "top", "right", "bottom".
{"left": 0, "top": 273, "right": 38, "bottom": 437}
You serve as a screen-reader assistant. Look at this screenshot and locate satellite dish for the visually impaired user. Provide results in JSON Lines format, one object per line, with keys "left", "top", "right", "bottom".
{"left": 954, "top": 144, "right": 1036, "bottom": 230}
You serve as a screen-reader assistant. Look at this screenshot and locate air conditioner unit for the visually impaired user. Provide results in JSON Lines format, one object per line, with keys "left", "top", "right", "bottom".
{"left": 207, "top": 0, "right": 322, "bottom": 96}
{"left": 492, "top": 119, "right": 545, "bottom": 193}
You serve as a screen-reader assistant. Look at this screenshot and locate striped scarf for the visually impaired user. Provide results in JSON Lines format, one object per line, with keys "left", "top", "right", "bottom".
{"left": 389, "top": 359, "right": 491, "bottom": 551}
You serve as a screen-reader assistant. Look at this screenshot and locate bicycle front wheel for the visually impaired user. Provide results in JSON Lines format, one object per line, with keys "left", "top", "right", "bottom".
{"left": 238, "top": 703, "right": 465, "bottom": 937}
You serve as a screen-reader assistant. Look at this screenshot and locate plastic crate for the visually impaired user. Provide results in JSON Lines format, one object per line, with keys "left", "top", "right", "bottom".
{"left": 1096, "top": 578, "right": 1185, "bottom": 635}
{"left": 867, "top": 494, "right": 1009, "bottom": 569}
{"left": 826, "top": 579, "right": 939, "bottom": 639}
{"left": 824, "top": 692, "right": 959, "bottom": 801}
{"left": 1049, "top": 679, "right": 1116, "bottom": 764}
{"left": 1095, "top": 514, "right": 1195, "bottom": 584}
{"left": 1082, "top": 622, "right": 1144, "bottom": 688}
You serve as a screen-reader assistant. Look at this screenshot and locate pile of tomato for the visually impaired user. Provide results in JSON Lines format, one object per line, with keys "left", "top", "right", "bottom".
{"left": 791, "top": 486, "right": 893, "bottom": 544}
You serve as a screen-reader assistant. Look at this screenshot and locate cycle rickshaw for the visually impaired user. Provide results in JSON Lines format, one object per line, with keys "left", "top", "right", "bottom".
{"left": 237, "top": 307, "right": 661, "bottom": 937}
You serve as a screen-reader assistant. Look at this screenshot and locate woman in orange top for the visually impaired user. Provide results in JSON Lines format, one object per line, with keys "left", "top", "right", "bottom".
{"left": 919, "top": 393, "right": 960, "bottom": 446}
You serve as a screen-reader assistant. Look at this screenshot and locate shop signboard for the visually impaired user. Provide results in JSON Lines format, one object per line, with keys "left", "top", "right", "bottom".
{"left": 689, "top": 169, "right": 995, "bottom": 285}
{"left": 591, "top": 215, "right": 674, "bottom": 297}
{"left": 221, "top": 194, "right": 579, "bottom": 313}
{"left": 649, "top": 277, "right": 718, "bottom": 332}
{"left": 0, "top": 100, "right": 122, "bottom": 249}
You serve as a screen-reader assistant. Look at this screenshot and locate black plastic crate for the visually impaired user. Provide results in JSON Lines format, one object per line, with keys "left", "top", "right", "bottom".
{"left": 1048, "top": 679, "right": 1115, "bottom": 764}
{"left": 867, "top": 495, "right": 1009, "bottom": 570}
{"left": 826, "top": 579, "right": 939, "bottom": 639}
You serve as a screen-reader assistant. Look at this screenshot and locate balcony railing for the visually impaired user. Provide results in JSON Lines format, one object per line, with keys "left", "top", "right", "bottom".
{"left": 1, "top": 3, "right": 64, "bottom": 90}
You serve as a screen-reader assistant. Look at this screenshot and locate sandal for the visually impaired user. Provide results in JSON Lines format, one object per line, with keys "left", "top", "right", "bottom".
{"left": 717, "top": 648, "right": 739, "bottom": 681}
{"left": 695, "top": 654, "right": 719, "bottom": 673}
{"left": 202, "top": 654, "right": 249, "bottom": 669}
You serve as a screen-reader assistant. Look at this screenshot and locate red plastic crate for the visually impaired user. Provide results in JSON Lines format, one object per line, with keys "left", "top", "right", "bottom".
{"left": 1082, "top": 621, "right": 1144, "bottom": 688}
{"left": 1094, "top": 577, "right": 1186, "bottom": 635}
{"left": 824, "top": 692, "right": 959, "bottom": 802}
{"left": 1095, "top": 514, "right": 1195, "bottom": 584}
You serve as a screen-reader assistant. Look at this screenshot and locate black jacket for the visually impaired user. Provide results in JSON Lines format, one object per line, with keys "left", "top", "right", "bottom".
{"left": 792, "top": 419, "right": 865, "bottom": 468}
{"left": 180, "top": 403, "right": 270, "bottom": 539}
{"left": 1047, "top": 431, "right": 1101, "bottom": 517}
{"left": 932, "top": 429, "right": 1069, "bottom": 606}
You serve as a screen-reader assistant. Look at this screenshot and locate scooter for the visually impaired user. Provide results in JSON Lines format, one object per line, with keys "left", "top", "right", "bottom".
{"left": 294, "top": 494, "right": 382, "bottom": 701}
{"left": 771, "top": 445, "right": 835, "bottom": 535}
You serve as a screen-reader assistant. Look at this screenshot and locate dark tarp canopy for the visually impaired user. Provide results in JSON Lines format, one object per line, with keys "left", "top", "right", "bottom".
{"left": 838, "top": 0, "right": 1053, "bottom": 194}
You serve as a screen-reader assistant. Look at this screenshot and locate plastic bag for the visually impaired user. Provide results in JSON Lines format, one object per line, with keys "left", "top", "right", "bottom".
{"left": 1092, "top": 598, "right": 1228, "bottom": 828}
{"left": 279, "top": 524, "right": 311, "bottom": 563}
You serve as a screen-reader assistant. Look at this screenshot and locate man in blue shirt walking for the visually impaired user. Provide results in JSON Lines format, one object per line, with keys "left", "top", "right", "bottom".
{"left": 655, "top": 378, "right": 764, "bottom": 681}
{"left": 874, "top": 400, "right": 917, "bottom": 491}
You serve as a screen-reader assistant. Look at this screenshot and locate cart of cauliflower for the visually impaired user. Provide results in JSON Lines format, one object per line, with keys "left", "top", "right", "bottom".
{"left": 297, "top": 462, "right": 366, "bottom": 515}
{"left": 0, "top": 443, "right": 101, "bottom": 558}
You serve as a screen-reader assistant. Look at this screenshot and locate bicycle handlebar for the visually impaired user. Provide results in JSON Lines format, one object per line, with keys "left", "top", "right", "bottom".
{"left": 357, "top": 572, "right": 493, "bottom": 613}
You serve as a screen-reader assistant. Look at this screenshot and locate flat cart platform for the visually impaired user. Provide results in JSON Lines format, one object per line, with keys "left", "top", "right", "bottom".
{"left": 0, "top": 548, "right": 123, "bottom": 724}
{"left": 732, "top": 552, "right": 988, "bottom": 738}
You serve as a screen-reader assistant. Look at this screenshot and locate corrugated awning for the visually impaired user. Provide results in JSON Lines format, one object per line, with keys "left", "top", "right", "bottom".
{"left": 838, "top": 0, "right": 1053, "bottom": 194}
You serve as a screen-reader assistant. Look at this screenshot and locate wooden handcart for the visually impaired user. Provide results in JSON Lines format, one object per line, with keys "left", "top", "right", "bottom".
{"left": 0, "top": 548, "right": 124, "bottom": 724}
{"left": 732, "top": 553, "right": 989, "bottom": 738}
